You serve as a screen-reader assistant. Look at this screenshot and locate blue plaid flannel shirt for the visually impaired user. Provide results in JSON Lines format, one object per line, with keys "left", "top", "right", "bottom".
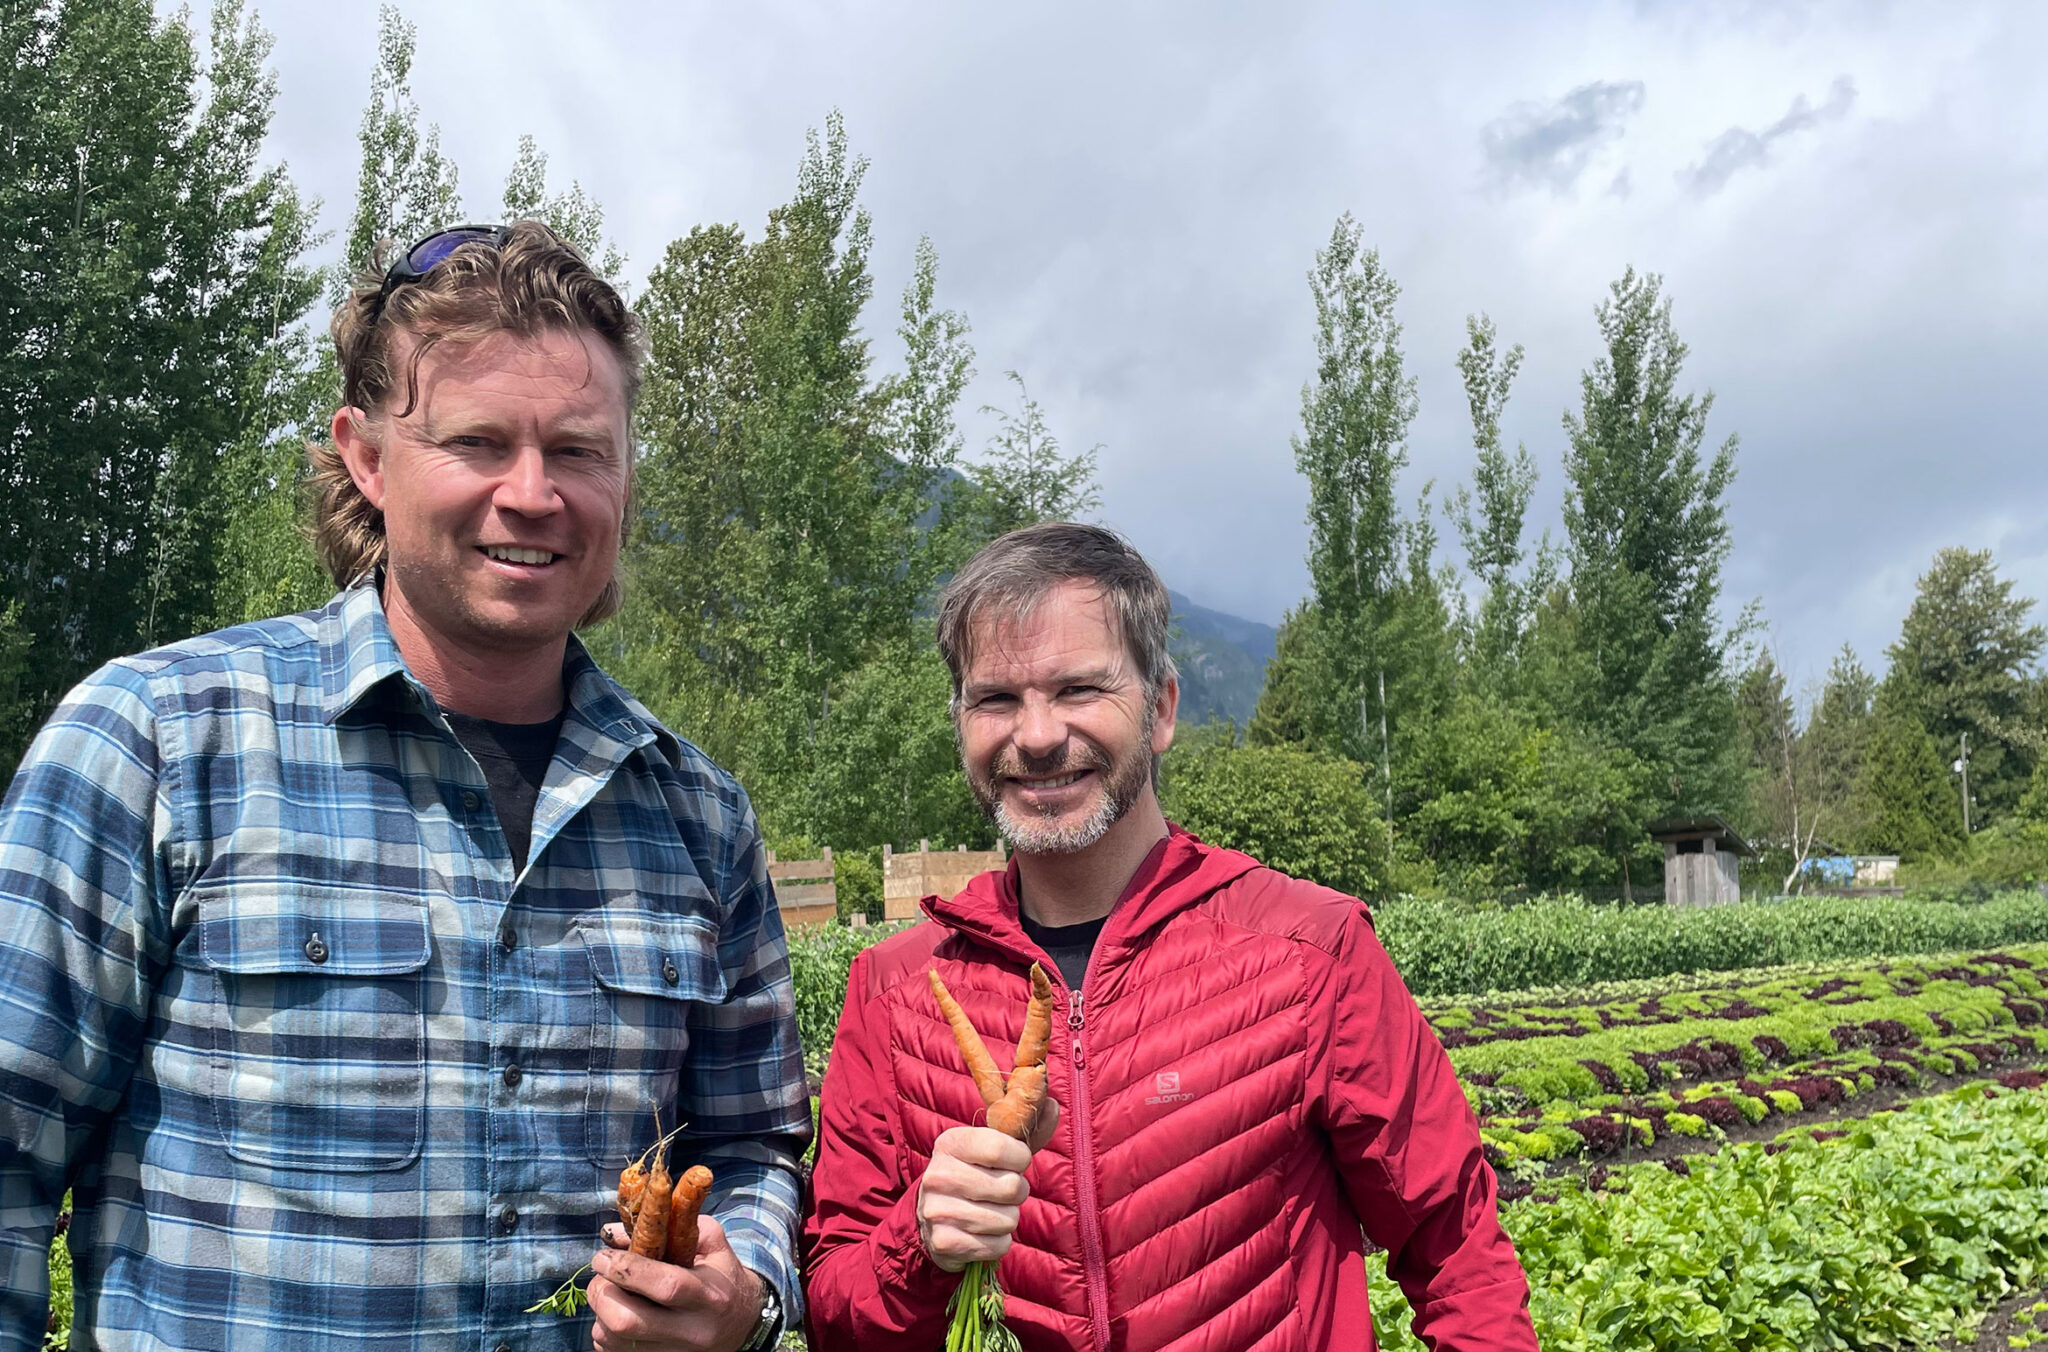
{"left": 0, "top": 585, "right": 812, "bottom": 1349}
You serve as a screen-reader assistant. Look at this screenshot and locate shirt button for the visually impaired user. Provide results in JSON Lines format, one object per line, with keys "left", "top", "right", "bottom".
{"left": 503, "top": 1063, "right": 523, "bottom": 1089}
{"left": 304, "top": 933, "right": 328, "bottom": 964}
{"left": 499, "top": 925, "right": 517, "bottom": 952}
{"left": 662, "top": 958, "right": 680, "bottom": 986}
{"left": 497, "top": 1204, "right": 519, "bottom": 1234}
{"left": 461, "top": 790, "right": 482, "bottom": 812}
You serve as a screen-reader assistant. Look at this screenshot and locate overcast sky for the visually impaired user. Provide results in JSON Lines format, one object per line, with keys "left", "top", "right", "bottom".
{"left": 251, "top": 0, "right": 2048, "bottom": 702}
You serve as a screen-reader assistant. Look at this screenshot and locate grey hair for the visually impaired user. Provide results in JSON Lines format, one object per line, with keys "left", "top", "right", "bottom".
{"left": 936, "top": 521, "right": 1177, "bottom": 715}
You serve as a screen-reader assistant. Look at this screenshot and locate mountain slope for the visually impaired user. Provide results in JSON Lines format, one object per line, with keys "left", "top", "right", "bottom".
{"left": 1167, "top": 589, "right": 1277, "bottom": 727}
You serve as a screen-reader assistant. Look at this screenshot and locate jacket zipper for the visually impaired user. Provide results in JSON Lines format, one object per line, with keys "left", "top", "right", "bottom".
{"left": 1068, "top": 986, "right": 1113, "bottom": 1351}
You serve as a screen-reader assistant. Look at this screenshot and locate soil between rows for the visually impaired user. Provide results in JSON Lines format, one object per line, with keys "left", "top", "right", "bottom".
{"left": 1949, "top": 1285, "right": 2048, "bottom": 1351}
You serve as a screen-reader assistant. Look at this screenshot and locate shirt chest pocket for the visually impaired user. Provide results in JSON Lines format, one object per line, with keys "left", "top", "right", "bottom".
{"left": 191, "top": 887, "right": 432, "bottom": 1173}
{"left": 580, "top": 907, "right": 725, "bottom": 1169}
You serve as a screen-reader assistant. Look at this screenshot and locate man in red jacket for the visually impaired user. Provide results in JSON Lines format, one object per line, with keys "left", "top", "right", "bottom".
{"left": 803, "top": 523, "right": 1536, "bottom": 1351}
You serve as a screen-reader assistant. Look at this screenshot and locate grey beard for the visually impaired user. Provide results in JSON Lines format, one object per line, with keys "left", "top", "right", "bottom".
{"left": 990, "top": 787, "right": 1125, "bottom": 856}
{"left": 974, "top": 710, "right": 1155, "bottom": 857}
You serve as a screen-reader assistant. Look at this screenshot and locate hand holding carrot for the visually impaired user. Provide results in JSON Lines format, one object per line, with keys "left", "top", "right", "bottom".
{"left": 918, "top": 965, "right": 1062, "bottom": 1271}
{"left": 917, "top": 1111, "right": 1059, "bottom": 1272}
{"left": 589, "top": 1215, "right": 765, "bottom": 1352}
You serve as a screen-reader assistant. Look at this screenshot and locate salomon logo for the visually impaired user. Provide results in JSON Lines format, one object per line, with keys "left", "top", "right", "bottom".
{"left": 1144, "top": 1070, "right": 1194, "bottom": 1106}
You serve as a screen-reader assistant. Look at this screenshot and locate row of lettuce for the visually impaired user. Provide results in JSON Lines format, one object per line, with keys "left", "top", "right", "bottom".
{"left": 783, "top": 889, "right": 2048, "bottom": 1076}
{"left": 1369, "top": 1081, "right": 2048, "bottom": 1350}
{"left": 1427, "top": 946, "right": 2048, "bottom": 1169}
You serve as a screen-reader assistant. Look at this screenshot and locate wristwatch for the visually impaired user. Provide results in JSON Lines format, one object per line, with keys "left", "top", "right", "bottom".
{"left": 738, "top": 1275, "right": 781, "bottom": 1352}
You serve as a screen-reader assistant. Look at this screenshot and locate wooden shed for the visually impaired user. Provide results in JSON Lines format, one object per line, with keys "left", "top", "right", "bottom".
{"left": 1647, "top": 816, "right": 1755, "bottom": 907}
{"left": 882, "top": 839, "right": 1008, "bottom": 921}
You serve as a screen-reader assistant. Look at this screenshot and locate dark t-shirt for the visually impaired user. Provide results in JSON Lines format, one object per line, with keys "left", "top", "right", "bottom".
{"left": 1020, "top": 910, "right": 1108, "bottom": 993}
{"left": 445, "top": 709, "right": 566, "bottom": 870}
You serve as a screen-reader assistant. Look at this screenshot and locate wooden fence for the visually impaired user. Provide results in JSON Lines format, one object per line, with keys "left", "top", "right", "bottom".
{"left": 767, "top": 847, "right": 839, "bottom": 928}
{"left": 882, "top": 839, "right": 1008, "bottom": 921}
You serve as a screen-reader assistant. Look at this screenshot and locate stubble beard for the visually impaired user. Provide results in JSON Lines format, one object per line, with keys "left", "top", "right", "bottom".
{"left": 970, "top": 709, "right": 1155, "bottom": 857}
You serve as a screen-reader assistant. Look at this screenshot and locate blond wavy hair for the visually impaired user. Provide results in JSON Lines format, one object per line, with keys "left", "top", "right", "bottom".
{"left": 308, "top": 220, "right": 645, "bottom": 625}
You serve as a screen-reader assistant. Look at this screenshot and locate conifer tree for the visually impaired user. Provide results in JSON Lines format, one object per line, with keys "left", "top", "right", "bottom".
{"left": 1881, "top": 547, "right": 2044, "bottom": 822}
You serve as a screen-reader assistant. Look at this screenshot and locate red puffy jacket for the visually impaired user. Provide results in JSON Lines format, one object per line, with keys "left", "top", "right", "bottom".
{"left": 802, "top": 830, "right": 1536, "bottom": 1351}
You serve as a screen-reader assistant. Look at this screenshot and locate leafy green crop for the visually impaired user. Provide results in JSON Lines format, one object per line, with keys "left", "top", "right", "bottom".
{"left": 1373, "top": 1084, "right": 2048, "bottom": 1350}
{"left": 1377, "top": 890, "right": 2048, "bottom": 998}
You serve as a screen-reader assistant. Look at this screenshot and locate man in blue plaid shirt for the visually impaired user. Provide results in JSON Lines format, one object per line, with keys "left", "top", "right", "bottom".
{"left": 0, "top": 222, "right": 809, "bottom": 1350}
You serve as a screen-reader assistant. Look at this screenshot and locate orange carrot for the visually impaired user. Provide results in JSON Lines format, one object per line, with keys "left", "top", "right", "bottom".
{"left": 985, "top": 1062, "right": 1048, "bottom": 1140}
{"left": 629, "top": 1152, "right": 673, "bottom": 1259}
{"left": 617, "top": 1159, "right": 648, "bottom": 1228}
{"left": 929, "top": 969, "right": 1004, "bottom": 1106}
{"left": 1013, "top": 963, "right": 1055, "bottom": 1074}
{"left": 665, "top": 1165, "right": 715, "bottom": 1266}
{"left": 616, "top": 1120, "right": 687, "bottom": 1229}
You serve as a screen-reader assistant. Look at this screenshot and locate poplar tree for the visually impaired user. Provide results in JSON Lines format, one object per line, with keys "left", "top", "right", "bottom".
{"left": 342, "top": 6, "right": 460, "bottom": 278}
{"left": 501, "top": 134, "right": 625, "bottom": 282}
{"left": 1251, "top": 214, "right": 1417, "bottom": 767}
{"left": 1448, "top": 313, "right": 1550, "bottom": 693}
{"left": 1559, "top": 268, "right": 1742, "bottom": 816}
{"left": 624, "top": 115, "right": 982, "bottom": 836}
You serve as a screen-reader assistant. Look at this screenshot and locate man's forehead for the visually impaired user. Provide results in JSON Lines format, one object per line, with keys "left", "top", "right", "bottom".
{"left": 386, "top": 327, "right": 625, "bottom": 415}
{"left": 964, "top": 584, "right": 1131, "bottom": 678}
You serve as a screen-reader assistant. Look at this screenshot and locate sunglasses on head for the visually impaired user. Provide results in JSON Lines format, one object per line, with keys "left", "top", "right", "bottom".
{"left": 375, "top": 223, "right": 512, "bottom": 307}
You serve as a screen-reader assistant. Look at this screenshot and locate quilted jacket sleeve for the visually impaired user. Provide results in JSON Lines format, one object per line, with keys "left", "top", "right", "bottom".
{"left": 1313, "top": 903, "right": 1539, "bottom": 1351}
{"left": 801, "top": 950, "right": 957, "bottom": 1349}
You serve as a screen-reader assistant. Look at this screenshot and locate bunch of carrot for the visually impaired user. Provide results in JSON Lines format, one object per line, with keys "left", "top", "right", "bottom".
{"left": 615, "top": 1121, "right": 717, "bottom": 1266}
{"left": 527, "top": 1121, "right": 715, "bottom": 1316}
{"left": 928, "top": 962, "right": 1055, "bottom": 1352}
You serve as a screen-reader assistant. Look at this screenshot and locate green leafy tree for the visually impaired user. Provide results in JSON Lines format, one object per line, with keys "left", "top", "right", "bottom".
{"left": 1400, "top": 694, "right": 1648, "bottom": 894}
{"left": 1849, "top": 698, "right": 1963, "bottom": 861}
{"left": 342, "top": 5, "right": 460, "bottom": 277}
{"left": 1881, "top": 547, "right": 2044, "bottom": 823}
{"left": 798, "top": 637, "right": 987, "bottom": 855}
{"left": 0, "top": 0, "right": 320, "bottom": 774}
{"left": 500, "top": 134, "right": 625, "bottom": 281}
{"left": 1448, "top": 313, "right": 1552, "bottom": 694}
{"left": 622, "top": 115, "right": 977, "bottom": 836}
{"left": 962, "top": 371, "right": 1100, "bottom": 536}
{"left": 1558, "top": 267, "right": 1743, "bottom": 818}
{"left": 885, "top": 235, "right": 980, "bottom": 586}
{"left": 1250, "top": 214, "right": 1418, "bottom": 767}
{"left": 1160, "top": 735, "right": 1385, "bottom": 898}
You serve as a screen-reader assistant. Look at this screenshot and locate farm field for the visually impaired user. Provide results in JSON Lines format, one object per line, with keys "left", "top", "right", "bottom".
{"left": 1429, "top": 945, "right": 2048, "bottom": 1175}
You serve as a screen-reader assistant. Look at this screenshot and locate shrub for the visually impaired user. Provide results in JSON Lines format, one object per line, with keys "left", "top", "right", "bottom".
{"left": 1160, "top": 739, "right": 1385, "bottom": 899}
{"left": 832, "top": 847, "right": 882, "bottom": 924}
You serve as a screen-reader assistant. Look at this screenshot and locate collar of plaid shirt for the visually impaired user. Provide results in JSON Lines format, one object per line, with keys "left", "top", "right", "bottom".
{"left": 0, "top": 583, "right": 810, "bottom": 1349}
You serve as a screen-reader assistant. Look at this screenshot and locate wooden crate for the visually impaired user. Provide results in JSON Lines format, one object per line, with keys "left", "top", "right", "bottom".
{"left": 768, "top": 847, "right": 838, "bottom": 928}
{"left": 881, "top": 839, "right": 1007, "bottom": 921}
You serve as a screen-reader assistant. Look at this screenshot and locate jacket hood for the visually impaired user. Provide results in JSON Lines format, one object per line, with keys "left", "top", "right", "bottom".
{"left": 921, "top": 825, "right": 1263, "bottom": 978}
